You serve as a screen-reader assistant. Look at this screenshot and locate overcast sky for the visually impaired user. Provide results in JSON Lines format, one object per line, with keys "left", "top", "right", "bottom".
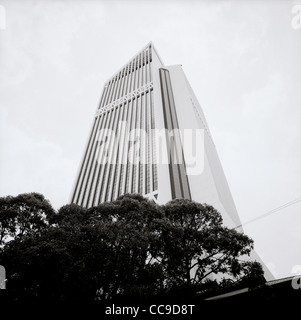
{"left": 0, "top": 0, "right": 301, "bottom": 279}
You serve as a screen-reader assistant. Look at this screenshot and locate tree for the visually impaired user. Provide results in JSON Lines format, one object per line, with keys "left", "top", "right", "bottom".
{"left": 159, "top": 199, "right": 264, "bottom": 295}
{"left": 0, "top": 201, "right": 17, "bottom": 245}
{"left": 0, "top": 193, "right": 55, "bottom": 246}
{"left": 0, "top": 194, "right": 165, "bottom": 301}
{"left": 89, "top": 194, "right": 165, "bottom": 300}
{"left": 0, "top": 194, "right": 265, "bottom": 301}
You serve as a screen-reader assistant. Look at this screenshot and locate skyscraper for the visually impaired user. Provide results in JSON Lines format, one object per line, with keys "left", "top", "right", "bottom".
{"left": 71, "top": 41, "right": 241, "bottom": 227}
{"left": 71, "top": 42, "right": 273, "bottom": 279}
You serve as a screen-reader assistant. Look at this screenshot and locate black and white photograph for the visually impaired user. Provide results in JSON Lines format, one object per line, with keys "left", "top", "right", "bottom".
{"left": 0, "top": 0, "right": 301, "bottom": 314}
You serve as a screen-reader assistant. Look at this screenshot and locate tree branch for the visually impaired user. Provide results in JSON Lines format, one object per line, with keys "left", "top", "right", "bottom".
{"left": 198, "top": 253, "right": 231, "bottom": 282}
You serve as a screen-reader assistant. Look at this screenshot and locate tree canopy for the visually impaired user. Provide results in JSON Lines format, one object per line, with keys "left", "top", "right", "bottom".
{"left": 0, "top": 193, "right": 55, "bottom": 246}
{"left": 0, "top": 193, "right": 265, "bottom": 301}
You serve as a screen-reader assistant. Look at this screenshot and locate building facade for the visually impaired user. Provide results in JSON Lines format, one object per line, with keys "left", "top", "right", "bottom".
{"left": 71, "top": 42, "right": 273, "bottom": 280}
{"left": 71, "top": 42, "right": 242, "bottom": 228}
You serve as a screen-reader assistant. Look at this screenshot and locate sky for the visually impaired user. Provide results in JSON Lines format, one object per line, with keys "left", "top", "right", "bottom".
{"left": 0, "top": 0, "right": 301, "bottom": 280}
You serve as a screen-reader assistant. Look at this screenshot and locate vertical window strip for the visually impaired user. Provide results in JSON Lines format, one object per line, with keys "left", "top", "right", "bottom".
{"left": 133, "top": 96, "right": 141, "bottom": 193}
{"left": 145, "top": 50, "right": 149, "bottom": 84}
{"left": 85, "top": 113, "right": 108, "bottom": 207}
{"left": 80, "top": 111, "right": 107, "bottom": 207}
{"left": 120, "top": 99, "right": 132, "bottom": 196}
{"left": 104, "top": 81, "right": 112, "bottom": 106}
{"left": 126, "top": 98, "right": 137, "bottom": 194}
{"left": 93, "top": 109, "right": 114, "bottom": 205}
{"left": 165, "top": 72, "right": 191, "bottom": 200}
{"left": 142, "top": 51, "right": 145, "bottom": 86}
{"left": 109, "top": 77, "right": 117, "bottom": 104}
{"left": 163, "top": 71, "right": 184, "bottom": 198}
{"left": 104, "top": 81, "right": 113, "bottom": 107}
{"left": 72, "top": 116, "right": 98, "bottom": 204}
{"left": 128, "top": 60, "right": 133, "bottom": 94}
{"left": 113, "top": 101, "right": 128, "bottom": 200}
{"left": 136, "top": 55, "right": 140, "bottom": 91}
{"left": 90, "top": 109, "right": 112, "bottom": 206}
{"left": 159, "top": 70, "right": 178, "bottom": 199}
{"left": 113, "top": 72, "right": 121, "bottom": 102}
{"left": 133, "top": 56, "right": 138, "bottom": 92}
{"left": 139, "top": 53, "right": 143, "bottom": 87}
{"left": 124, "top": 64, "right": 130, "bottom": 97}
{"left": 77, "top": 115, "right": 102, "bottom": 206}
{"left": 136, "top": 55, "right": 139, "bottom": 89}
{"left": 150, "top": 90, "right": 158, "bottom": 191}
{"left": 105, "top": 104, "right": 124, "bottom": 202}
{"left": 88, "top": 110, "right": 112, "bottom": 206}
{"left": 115, "top": 73, "right": 122, "bottom": 101}
{"left": 144, "top": 92, "right": 150, "bottom": 195}
{"left": 109, "top": 77, "right": 118, "bottom": 104}
{"left": 144, "top": 93, "right": 147, "bottom": 194}
{"left": 98, "top": 84, "right": 108, "bottom": 109}
{"left": 127, "top": 59, "right": 131, "bottom": 91}
{"left": 90, "top": 111, "right": 110, "bottom": 207}
{"left": 100, "top": 84, "right": 110, "bottom": 109}
{"left": 149, "top": 46, "right": 152, "bottom": 82}
{"left": 131, "top": 98, "right": 139, "bottom": 193}
{"left": 88, "top": 111, "right": 109, "bottom": 207}
{"left": 99, "top": 105, "right": 120, "bottom": 203}
{"left": 159, "top": 68, "right": 191, "bottom": 200}
{"left": 139, "top": 93, "right": 145, "bottom": 195}
{"left": 132, "top": 60, "right": 136, "bottom": 93}
{"left": 119, "top": 68, "right": 126, "bottom": 99}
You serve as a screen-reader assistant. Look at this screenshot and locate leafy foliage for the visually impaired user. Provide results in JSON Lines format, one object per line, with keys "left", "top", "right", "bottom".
{"left": 0, "top": 193, "right": 265, "bottom": 301}
{"left": 0, "top": 193, "right": 55, "bottom": 245}
{"left": 158, "top": 199, "right": 261, "bottom": 297}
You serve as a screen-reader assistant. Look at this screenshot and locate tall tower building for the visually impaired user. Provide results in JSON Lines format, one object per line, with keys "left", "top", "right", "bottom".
{"left": 71, "top": 42, "right": 241, "bottom": 227}
{"left": 71, "top": 42, "right": 273, "bottom": 280}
